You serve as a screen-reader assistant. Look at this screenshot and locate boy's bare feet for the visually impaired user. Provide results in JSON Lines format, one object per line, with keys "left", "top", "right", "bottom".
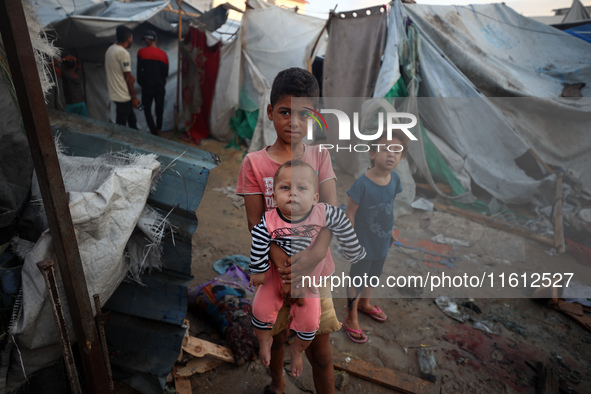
{"left": 289, "top": 336, "right": 310, "bottom": 377}
{"left": 290, "top": 345, "right": 304, "bottom": 377}
{"left": 259, "top": 334, "right": 273, "bottom": 367}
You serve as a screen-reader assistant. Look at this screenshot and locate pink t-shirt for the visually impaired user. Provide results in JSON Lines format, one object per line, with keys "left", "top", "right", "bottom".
{"left": 236, "top": 144, "right": 337, "bottom": 275}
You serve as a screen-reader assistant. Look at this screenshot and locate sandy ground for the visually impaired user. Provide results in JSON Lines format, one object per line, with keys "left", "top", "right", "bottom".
{"left": 168, "top": 135, "right": 591, "bottom": 394}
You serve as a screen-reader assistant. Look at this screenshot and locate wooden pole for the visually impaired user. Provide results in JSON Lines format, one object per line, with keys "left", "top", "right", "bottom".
{"left": 175, "top": 0, "right": 182, "bottom": 132}
{"left": 432, "top": 202, "right": 556, "bottom": 247}
{"left": 554, "top": 174, "right": 566, "bottom": 253}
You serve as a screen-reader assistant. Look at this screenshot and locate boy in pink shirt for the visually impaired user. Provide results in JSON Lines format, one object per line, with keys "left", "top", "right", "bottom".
{"left": 236, "top": 68, "right": 340, "bottom": 394}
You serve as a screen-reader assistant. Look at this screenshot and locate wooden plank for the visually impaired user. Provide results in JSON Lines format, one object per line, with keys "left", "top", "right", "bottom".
{"left": 332, "top": 348, "right": 439, "bottom": 394}
{"left": 173, "top": 366, "right": 192, "bottom": 393}
{"left": 175, "top": 356, "right": 225, "bottom": 377}
{"left": 554, "top": 174, "right": 566, "bottom": 253}
{"left": 415, "top": 182, "right": 452, "bottom": 195}
{"left": 432, "top": 202, "right": 555, "bottom": 247}
{"left": 537, "top": 362, "right": 559, "bottom": 394}
{"left": 527, "top": 149, "right": 555, "bottom": 175}
{"left": 178, "top": 319, "right": 191, "bottom": 362}
{"left": 553, "top": 300, "right": 591, "bottom": 332}
{"left": 182, "top": 336, "right": 235, "bottom": 363}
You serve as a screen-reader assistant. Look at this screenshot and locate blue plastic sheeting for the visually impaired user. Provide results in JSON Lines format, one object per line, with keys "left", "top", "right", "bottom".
{"left": 50, "top": 110, "right": 218, "bottom": 393}
{"left": 565, "top": 22, "right": 591, "bottom": 44}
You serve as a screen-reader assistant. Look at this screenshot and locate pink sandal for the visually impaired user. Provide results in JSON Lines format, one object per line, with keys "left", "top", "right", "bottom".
{"left": 343, "top": 324, "right": 368, "bottom": 344}
{"left": 359, "top": 306, "right": 387, "bottom": 322}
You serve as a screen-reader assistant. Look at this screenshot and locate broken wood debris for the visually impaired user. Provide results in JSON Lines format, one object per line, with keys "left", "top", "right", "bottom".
{"left": 332, "top": 347, "right": 439, "bottom": 394}
{"left": 525, "top": 360, "right": 559, "bottom": 394}
{"left": 182, "top": 336, "right": 235, "bottom": 363}
{"left": 415, "top": 182, "right": 452, "bottom": 195}
{"left": 173, "top": 365, "right": 192, "bottom": 394}
{"left": 432, "top": 201, "right": 555, "bottom": 247}
{"left": 169, "top": 333, "right": 236, "bottom": 392}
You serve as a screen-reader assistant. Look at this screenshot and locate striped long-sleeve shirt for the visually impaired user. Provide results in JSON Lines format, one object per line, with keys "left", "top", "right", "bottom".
{"left": 249, "top": 203, "right": 366, "bottom": 274}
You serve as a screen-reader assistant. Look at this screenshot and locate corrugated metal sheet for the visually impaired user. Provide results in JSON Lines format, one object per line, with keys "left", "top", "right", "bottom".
{"left": 50, "top": 110, "right": 218, "bottom": 393}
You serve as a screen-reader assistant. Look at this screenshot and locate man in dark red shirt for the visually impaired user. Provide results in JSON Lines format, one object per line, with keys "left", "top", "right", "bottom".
{"left": 137, "top": 30, "right": 169, "bottom": 136}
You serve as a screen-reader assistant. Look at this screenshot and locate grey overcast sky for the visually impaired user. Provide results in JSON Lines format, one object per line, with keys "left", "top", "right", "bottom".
{"left": 304, "top": 0, "right": 591, "bottom": 19}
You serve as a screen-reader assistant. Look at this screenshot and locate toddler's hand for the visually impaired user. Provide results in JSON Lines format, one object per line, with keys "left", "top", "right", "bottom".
{"left": 282, "top": 283, "right": 291, "bottom": 301}
{"left": 249, "top": 272, "right": 266, "bottom": 287}
{"left": 291, "top": 284, "right": 306, "bottom": 307}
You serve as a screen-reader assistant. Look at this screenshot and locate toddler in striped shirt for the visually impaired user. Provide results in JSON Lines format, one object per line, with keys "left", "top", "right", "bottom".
{"left": 249, "top": 159, "right": 366, "bottom": 377}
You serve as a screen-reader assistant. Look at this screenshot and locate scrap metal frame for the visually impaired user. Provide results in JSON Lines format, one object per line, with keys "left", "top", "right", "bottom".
{"left": 0, "top": 1, "right": 112, "bottom": 392}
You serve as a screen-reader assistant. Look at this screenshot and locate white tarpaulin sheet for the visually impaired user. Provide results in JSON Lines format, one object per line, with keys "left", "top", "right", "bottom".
{"left": 209, "top": 33, "right": 242, "bottom": 142}
{"left": 403, "top": 3, "right": 591, "bottom": 191}
{"left": 239, "top": 7, "right": 326, "bottom": 151}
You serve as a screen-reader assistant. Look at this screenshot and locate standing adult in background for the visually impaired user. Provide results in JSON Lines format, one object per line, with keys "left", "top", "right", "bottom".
{"left": 137, "top": 30, "right": 169, "bottom": 136}
{"left": 105, "top": 25, "right": 140, "bottom": 129}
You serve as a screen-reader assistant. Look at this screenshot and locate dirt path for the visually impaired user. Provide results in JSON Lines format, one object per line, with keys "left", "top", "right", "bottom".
{"left": 170, "top": 136, "right": 591, "bottom": 393}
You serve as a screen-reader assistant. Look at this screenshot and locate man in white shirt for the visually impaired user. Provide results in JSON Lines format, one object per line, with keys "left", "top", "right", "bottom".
{"left": 105, "top": 25, "right": 140, "bottom": 128}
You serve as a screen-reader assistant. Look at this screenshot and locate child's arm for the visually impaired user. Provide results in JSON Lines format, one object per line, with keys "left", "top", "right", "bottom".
{"left": 345, "top": 196, "right": 359, "bottom": 227}
{"left": 325, "top": 204, "right": 366, "bottom": 263}
{"left": 244, "top": 195, "right": 265, "bottom": 232}
{"left": 243, "top": 194, "right": 290, "bottom": 281}
{"left": 248, "top": 217, "right": 273, "bottom": 287}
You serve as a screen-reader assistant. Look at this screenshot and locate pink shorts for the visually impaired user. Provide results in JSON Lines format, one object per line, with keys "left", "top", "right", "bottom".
{"left": 251, "top": 265, "right": 320, "bottom": 340}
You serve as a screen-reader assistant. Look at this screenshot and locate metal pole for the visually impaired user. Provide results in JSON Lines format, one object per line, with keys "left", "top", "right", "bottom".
{"left": 93, "top": 294, "right": 114, "bottom": 392}
{"left": 37, "top": 260, "right": 82, "bottom": 394}
{"left": 175, "top": 0, "right": 183, "bottom": 132}
{"left": 0, "top": 1, "right": 112, "bottom": 392}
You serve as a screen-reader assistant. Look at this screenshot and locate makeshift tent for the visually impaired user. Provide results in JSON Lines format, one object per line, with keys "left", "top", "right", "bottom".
{"left": 396, "top": 2, "right": 591, "bottom": 198}
{"left": 39, "top": 0, "right": 233, "bottom": 134}
{"left": 551, "top": 0, "right": 591, "bottom": 44}
{"left": 562, "top": 0, "right": 590, "bottom": 23}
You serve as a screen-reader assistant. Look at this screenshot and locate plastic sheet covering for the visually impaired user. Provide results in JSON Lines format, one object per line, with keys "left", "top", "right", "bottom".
{"left": 210, "top": 34, "right": 242, "bottom": 142}
{"left": 370, "top": 2, "right": 586, "bottom": 205}
{"left": 402, "top": 3, "right": 591, "bottom": 191}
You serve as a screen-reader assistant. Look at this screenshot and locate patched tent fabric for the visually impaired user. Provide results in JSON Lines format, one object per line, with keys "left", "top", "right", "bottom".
{"left": 209, "top": 32, "right": 242, "bottom": 143}
{"left": 384, "top": 2, "right": 591, "bottom": 200}
{"left": 323, "top": 5, "right": 388, "bottom": 175}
